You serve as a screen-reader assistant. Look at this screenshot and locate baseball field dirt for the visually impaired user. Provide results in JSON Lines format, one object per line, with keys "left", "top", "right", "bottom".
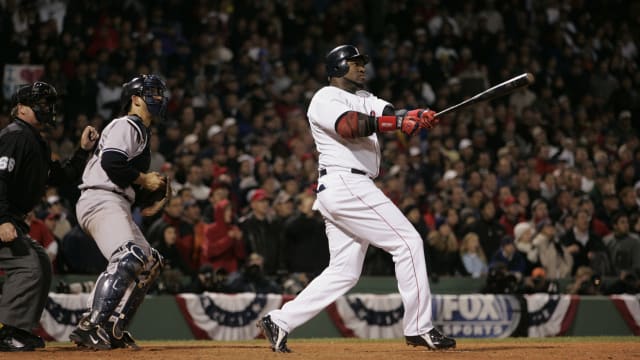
{"left": 2, "top": 337, "right": 638, "bottom": 359}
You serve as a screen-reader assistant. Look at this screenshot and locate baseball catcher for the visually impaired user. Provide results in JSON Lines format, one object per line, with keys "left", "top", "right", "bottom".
{"left": 69, "top": 74, "right": 169, "bottom": 350}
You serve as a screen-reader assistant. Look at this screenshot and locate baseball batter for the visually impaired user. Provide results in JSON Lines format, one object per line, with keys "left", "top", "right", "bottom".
{"left": 258, "top": 45, "right": 456, "bottom": 352}
{"left": 69, "top": 75, "right": 168, "bottom": 350}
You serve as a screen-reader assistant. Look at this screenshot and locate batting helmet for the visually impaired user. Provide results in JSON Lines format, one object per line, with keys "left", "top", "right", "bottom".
{"left": 12, "top": 81, "right": 58, "bottom": 126}
{"left": 120, "top": 74, "right": 168, "bottom": 121}
{"left": 325, "top": 45, "right": 369, "bottom": 78}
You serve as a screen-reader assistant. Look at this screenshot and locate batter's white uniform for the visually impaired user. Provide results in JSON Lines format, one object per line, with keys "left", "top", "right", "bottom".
{"left": 268, "top": 86, "right": 435, "bottom": 336}
{"left": 76, "top": 115, "right": 151, "bottom": 259}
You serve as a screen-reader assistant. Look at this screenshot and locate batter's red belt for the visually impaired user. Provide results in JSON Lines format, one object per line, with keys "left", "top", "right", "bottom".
{"left": 319, "top": 168, "right": 367, "bottom": 177}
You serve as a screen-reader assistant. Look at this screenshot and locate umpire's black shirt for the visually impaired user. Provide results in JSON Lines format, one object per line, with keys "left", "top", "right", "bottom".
{"left": 0, "top": 117, "right": 89, "bottom": 233}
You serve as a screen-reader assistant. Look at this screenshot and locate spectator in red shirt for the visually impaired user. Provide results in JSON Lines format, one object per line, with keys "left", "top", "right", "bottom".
{"left": 201, "top": 199, "right": 245, "bottom": 274}
{"left": 27, "top": 212, "right": 57, "bottom": 269}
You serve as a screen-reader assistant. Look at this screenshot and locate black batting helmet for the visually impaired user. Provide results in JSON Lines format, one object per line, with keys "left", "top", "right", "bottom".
{"left": 325, "top": 45, "right": 369, "bottom": 78}
{"left": 12, "top": 81, "right": 58, "bottom": 126}
{"left": 120, "top": 74, "right": 168, "bottom": 121}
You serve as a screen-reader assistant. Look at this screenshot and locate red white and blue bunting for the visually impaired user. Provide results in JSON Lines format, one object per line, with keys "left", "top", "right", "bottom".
{"left": 175, "top": 292, "right": 288, "bottom": 340}
{"left": 327, "top": 293, "right": 405, "bottom": 338}
{"left": 37, "top": 292, "right": 90, "bottom": 341}
{"left": 35, "top": 292, "right": 632, "bottom": 341}
{"left": 610, "top": 294, "right": 640, "bottom": 335}
{"left": 524, "top": 294, "right": 579, "bottom": 337}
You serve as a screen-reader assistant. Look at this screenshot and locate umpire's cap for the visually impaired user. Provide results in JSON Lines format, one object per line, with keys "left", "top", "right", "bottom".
{"left": 325, "top": 45, "right": 369, "bottom": 78}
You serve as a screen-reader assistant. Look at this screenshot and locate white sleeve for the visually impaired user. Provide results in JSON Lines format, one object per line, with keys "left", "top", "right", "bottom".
{"left": 307, "top": 90, "right": 352, "bottom": 133}
{"left": 101, "top": 118, "right": 144, "bottom": 159}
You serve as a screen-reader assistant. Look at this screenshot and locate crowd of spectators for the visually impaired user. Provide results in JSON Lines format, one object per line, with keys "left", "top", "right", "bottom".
{"left": 1, "top": 0, "right": 639, "bottom": 295}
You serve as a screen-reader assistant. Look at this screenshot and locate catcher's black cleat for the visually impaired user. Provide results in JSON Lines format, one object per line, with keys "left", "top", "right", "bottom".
{"left": 257, "top": 315, "right": 291, "bottom": 353}
{"left": 69, "top": 320, "right": 111, "bottom": 351}
{"left": 405, "top": 328, "right": 456, "bottom": 350}
{"left": 0, "top": 323, "right": 45, "bottom": 352}
{"left": 110, "top": 331, "right": 140, "bottom": 350}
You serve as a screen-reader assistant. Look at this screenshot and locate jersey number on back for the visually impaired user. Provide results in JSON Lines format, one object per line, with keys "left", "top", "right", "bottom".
{"left": 0, "top": 156, "right": 15, "bottom": 172}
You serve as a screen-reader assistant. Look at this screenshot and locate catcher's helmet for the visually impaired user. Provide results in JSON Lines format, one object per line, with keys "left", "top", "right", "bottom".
{"left": 120, "top": 74, "right": 168, "bottom": 121}
{"left": 12, "top": 81, "right": 58, "bottom": 126}
{"left": 325, "top": 45, "right": 369, "bottom": 78}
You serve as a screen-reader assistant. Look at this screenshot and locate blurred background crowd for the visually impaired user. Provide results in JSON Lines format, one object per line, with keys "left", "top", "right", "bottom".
{"left": 0, "top": 0, "right": 639, "bottom": 296}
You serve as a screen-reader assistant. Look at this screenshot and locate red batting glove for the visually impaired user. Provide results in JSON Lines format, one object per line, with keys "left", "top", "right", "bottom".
{"left": 419, "top": 109, "right": 439, "bottom": 129}
{"left": 400, "top": 109, "right": 422, "bottom": 136}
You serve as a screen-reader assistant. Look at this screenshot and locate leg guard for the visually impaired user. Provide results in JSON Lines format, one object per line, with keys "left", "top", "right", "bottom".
{"left": 86, "top": 242, "right": 146, "bottom": 326}
{"left": 108, "top": 247, "right": 164, "bottom": 340}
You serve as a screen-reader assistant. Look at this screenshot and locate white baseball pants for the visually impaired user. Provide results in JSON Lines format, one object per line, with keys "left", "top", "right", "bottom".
{"left": 268, "top": 170, "right": 434, "bottom": 336}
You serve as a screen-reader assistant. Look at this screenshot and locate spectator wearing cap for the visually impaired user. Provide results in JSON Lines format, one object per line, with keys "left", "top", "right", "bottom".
{"left": 489, "top": 236, "right": 527, "bottom": 280}
{"left": 513, "top": 221, "right": 539, "bottom": 274}
{"left": 603, "top": 212, "right": 640, "bottom": 277}
{"left": 203, "top": 179, "right": 232, "bottom": 223}
{"left": 201, "top": 199, "right": 245, "bottom": 274}
{"left": 458, "top": 138, "right": 474, "bottom": 163}
{"left": 238, "top": 189, "right": 283, "bottom": 276}
{"left": 236, "top": 154, "right": 258, "bottom": 202}
{"left": 222, "top": 117, "right": 241, "bottom": 148}
{"left": 561, "top": 209, "right": 610, "bottom": 276}
{"left": 282, "top": 193, "right": 329, "bottom": 279}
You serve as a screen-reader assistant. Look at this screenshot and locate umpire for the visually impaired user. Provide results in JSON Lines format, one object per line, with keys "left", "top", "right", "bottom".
{"left": 0, "top": 81, "right": 98, "bottom": 351}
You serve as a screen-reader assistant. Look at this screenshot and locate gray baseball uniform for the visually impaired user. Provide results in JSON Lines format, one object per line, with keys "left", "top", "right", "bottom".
{"left": 77, "top": 115, "right": 150, "bottom": 259}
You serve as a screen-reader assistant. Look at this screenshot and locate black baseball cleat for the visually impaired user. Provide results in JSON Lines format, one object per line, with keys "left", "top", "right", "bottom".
{"left": 405, "top": 328, "right": 456, "bottom": 350}
{"left": 257, "top": 315, "right": 291, "bottom": 353}
{"left": 0, "top": 323, "right": 45, "bottom": 352}
{"left": 110, "top": 331, "right": 140, "bottom": 350}
{"left": 69, "top": 320, "right": 111, "bottom": 350}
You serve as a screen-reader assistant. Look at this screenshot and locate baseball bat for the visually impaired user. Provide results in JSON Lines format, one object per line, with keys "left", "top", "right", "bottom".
{"left": 434, "top": 73, "right": 535, "bottom": 118}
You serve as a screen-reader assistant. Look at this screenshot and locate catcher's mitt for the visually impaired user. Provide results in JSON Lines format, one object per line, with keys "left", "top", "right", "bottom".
{"left": 135, "top": 176, "right": 172, "bottom": 217}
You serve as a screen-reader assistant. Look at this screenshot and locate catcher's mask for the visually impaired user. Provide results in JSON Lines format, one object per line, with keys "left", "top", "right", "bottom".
{"left": 325, "top": 44, "right": 369, "bottom": 78}
{"left": 120, "top": 74, "right": 168, "bottom": 122}
{"left": 12, "top": 81, "right": 58, "bottom": 126}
